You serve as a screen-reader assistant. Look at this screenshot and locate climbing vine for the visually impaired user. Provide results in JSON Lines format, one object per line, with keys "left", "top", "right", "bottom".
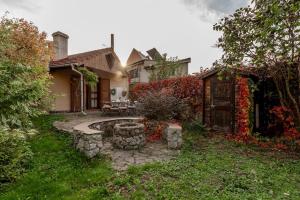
{"left": 236, "top": 77, "right": 252, "bottom": 137}
{"left": 228, "top": 77, "right": 300, "bottom": 150}
{"left": 78, "top": 67, "right": 98, "bottom": 86}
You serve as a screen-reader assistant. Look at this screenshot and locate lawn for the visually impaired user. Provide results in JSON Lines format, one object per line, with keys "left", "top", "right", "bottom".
{"left": 0, "top": 115, "right": 299, "bottom": 200}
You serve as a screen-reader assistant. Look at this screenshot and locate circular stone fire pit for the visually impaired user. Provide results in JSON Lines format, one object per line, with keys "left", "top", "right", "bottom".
{"left": 113, "top": 122, "right": 146, "bottom": 150}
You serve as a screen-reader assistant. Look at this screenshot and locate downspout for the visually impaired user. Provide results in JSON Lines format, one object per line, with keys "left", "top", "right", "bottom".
{"left": 71, "top": 64, "right": 85, "bottom": 114}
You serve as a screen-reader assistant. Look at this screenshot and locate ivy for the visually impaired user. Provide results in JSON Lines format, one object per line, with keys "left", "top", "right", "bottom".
{"left": 236, "top": 77, "right": 252, "bottom": 136}
{"left": 78, "top": 67, "right": 98, "bottom": 86}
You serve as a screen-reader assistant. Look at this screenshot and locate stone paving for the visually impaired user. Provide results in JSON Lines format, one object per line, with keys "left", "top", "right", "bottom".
{"left": 101, "top": 138, "right": 179, "bottom": 171}
{"left": 53, "top": 112, "right": 105, "bottom": 133}
{"left": 53, "top": 113, "right": 180, "bottom": 171}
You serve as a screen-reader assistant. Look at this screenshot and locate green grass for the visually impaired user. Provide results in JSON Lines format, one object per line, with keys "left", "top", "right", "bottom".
{"left": 0, "top": 115, "right": 299, "bottom": 200}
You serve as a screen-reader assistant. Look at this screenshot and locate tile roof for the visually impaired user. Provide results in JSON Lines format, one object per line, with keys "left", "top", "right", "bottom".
{"left": 136, "top": 49, "right": 147, "bottom": 60}
{"left": 49, "top": 47, "right": 115, "bottom": 67}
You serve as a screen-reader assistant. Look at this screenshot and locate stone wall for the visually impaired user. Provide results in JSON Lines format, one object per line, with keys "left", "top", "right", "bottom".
{"left": 73, "top": 130, "right": 103, "bottom": 158}
{"left": 89, "top": 118, "right": 140, "bottom": 137}
{"left": 139, "top": 120, "right": 183, "bottom": 149}
{"left": 113, "top": 122, "right": 146, "bottom": 150}
{"left": 71, "top": 117, "right": 182, "bottom": 158}
{"left": 164, "top": 124, "right": 183, "bottom": 149}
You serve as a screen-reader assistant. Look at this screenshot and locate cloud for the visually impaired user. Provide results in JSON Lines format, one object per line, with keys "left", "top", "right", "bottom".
{"left": 0, "top": 0, "right": 38, "bottom": 11}
{"left": 181, "top": 0, "right": 249, "bottom": 21}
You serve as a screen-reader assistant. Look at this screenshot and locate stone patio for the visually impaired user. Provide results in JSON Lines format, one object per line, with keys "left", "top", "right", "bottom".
{"left": 101, "top": 138, "right": 179, "bottom": 171}
{"left": 53, "top": 113, "right": 180, "bottom": 171}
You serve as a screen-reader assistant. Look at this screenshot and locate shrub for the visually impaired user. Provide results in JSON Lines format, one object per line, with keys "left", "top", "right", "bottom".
{"left": 0, "top": 16, "right": 52, "bottom": 129}
{"left": 130, "top": 76, "right": 203, "bottom": 120}
{"left": 0, "top": 128, "right": 33, "bottom": 184}
{"left": 130, "top": 76, "right": 203, "bottom": 101}
{"left": 183, "top": 120, "right": 206, "bottom": 135}
{"left": 0, "top": 15, "right": 50, "bottom": 186}
{"left": 136, "top": 90, "right": 186, "bottom": 121}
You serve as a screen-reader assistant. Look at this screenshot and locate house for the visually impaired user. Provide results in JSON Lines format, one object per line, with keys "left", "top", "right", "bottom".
{"left": 49, "top": 32, "right": 128, "bottom": 113}
{"left": 126, "top": 48, "right": 191, "bottom": 84}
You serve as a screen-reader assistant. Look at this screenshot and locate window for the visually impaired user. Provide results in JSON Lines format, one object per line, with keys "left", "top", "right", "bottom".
{"left": 129, "top": 68, "right": 139, "bottom": 79}
{"left": 90, "top": 84, "right": 98, "bottom": 108}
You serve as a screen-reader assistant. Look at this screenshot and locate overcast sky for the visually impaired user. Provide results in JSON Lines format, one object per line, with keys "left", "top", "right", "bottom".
{"left": 0, "top": 0, "right": 249, "bottom": 73}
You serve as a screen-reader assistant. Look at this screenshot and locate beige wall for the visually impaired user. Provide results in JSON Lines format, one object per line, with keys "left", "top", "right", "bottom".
{"left": 176, "top": 62, "right": 189, "bottom": 76}
{"left": 129, "top": 61, "right": 189, "bottom": 84}
{"left": 50, "top": 71, "right": 71, "bottom": 112}
{"left": 110, "top": 75, "right": 129, "bottom": 101}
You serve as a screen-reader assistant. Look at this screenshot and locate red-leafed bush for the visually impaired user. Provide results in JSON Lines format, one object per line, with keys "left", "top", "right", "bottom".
{"left": 138, "top": 119, "right": 167, "bottom": 142}
{"left": 227, "top": 86, "right": 300, "bottom": 151}
{"left": 130, "top": 76, "right": 202, "bottom": 100}
{"left": 130, "top": 76, "right": 203, "bottom": 120}
{"left": 269, "top": 106, "right": 300, "bottom": 141}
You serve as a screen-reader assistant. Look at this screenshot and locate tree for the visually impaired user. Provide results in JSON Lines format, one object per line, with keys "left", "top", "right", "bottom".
{"left": 149, "top": 54, "right": 181, "bottom": 81}
{"left": 0, "top": 15, "right": 53, "bottom": 129}
{"left": 213, "top": 0, "right": 300, "bottom": 125}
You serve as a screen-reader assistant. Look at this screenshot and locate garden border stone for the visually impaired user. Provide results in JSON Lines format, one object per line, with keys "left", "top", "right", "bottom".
{"left": 165, "top": 123, "right": 183, "bottom": 149}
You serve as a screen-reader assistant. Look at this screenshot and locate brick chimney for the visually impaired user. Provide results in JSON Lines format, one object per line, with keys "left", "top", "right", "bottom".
{"left": 52, "top": 31, "right": 69, "bottom": 60}
{"left": 111, "top": 34, "right": 114, "bottom": 51}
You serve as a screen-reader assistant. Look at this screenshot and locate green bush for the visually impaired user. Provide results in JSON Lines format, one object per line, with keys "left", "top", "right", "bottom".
{"left": 0, "top": 16, "right": 52, "bottom": 129}
{"left": 0, "top": 128, "right": 33, "bottom": 184}
{"left": 183, "top": 120, "right": 206, "bottom": 134}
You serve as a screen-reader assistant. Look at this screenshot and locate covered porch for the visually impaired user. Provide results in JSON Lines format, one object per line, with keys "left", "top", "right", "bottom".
{"left": 49, "top": 65, "right": 126, "bottom": 113}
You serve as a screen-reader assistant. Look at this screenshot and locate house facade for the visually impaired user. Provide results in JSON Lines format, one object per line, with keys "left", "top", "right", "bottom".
{"left": 126, "top": 48, "right": 191, "bottom": 84}
{"left": 49, "top": 32, "right": 128, "bottom": 112}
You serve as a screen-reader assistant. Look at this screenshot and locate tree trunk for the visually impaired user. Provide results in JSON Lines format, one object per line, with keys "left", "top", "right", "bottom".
{"left": 285, "top": 65, "right": 300, "bottom": 126}
{"left": 273, "top": 78, "right": 286, "bottom": 108}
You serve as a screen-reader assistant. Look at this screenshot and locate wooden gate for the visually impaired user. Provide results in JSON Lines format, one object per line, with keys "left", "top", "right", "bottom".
{"left": 211, "top": 76, "right": 234, "bottom": 132}
{"left": 70, "top": 76, "right": 81, "bottom": 112}
{"left": 100, "top": 79, "right": 110, "bottom": 106}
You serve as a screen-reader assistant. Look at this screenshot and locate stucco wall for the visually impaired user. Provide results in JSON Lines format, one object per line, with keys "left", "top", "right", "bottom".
{"left": 177, "top": 63, "right": 189, "bottom": 76}
{"left": 50, "top": 71, "right": 71, "bottom": 112}
{"left": 110, "top": 75, "right": 129, "bottom": 101}
{"left": 139, "top": 66, "right": 150, "bottom": 83}
{"left": 128, "top": 60, "right": 189, "bottom": 84}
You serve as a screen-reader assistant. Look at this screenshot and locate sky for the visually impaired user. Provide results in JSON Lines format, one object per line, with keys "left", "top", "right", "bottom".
{"left": 0, "top": 0, "right": 249, "bottom": 73}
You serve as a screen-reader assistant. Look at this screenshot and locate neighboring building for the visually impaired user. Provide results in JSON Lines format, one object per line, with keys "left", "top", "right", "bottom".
{"left": 49, "top": 32, "right": 128, "bottom": 112}
{"left": 126, "top": 48, "right": 191, "bottom": 84}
